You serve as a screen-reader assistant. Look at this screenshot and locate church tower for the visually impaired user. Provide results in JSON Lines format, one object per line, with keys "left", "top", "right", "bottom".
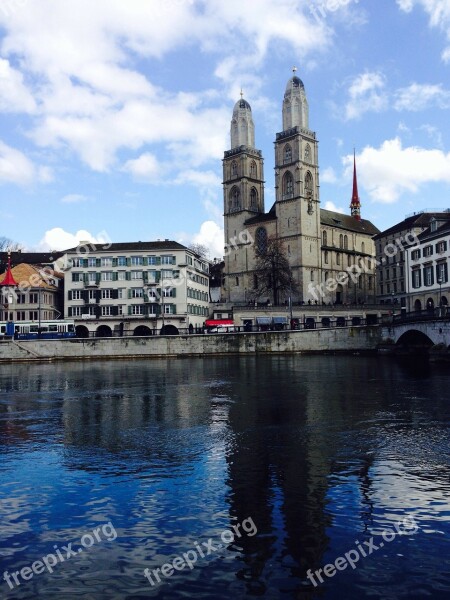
{"left": 350, "top": 150, "right": 361, "bottom": 221}
{"left": 274, "top": 69, "right": 321, "bottom": 300}
{"left": 223, "top": 94, "right": 265, "bottom": 302}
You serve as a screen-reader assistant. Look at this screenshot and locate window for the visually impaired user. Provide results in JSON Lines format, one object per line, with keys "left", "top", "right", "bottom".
{"left": 102, "top": 289, "right": 112, "bottom": 299}
{"left": 131, "top": 305, "right": 144, "bottom": 315}
{"left": 88, "top": 257, "right": 97, "bottom": 267}
{"left": 305, "top": 171, "right": 313, "bottom": 195}
{"left": 147, "top": 271, "right": 159, "bottom": 284}
{"left": 361, "top": 242, "right": 365, "bottom": 253}
{"left": 30, "top": 293, "right": 38, "bottom": 304}
{"left": 339, "top": 234, "right": 343, "bottom": 249}
{"left": 250, "top": 161, "right": 257, "bottom": 178}
{"left": 411, "top": 249, "right": 421, "bottom": 260}
{"left": 161, "top": 269, "right": 173, "bottom": 278}
{"left": 423, "top": 245, "right": 433, "bottom": 257}
{"left": 88, "top": 290, "right": 97, "bottom": 301}
{"left": 71, "top": 290, "right": 83, "bottom": 300}
{"left": 131, "top": 288, "right": 144, "bottom": 298}
{"left": 72, "top": 272, "right": 82, "bottom": 282}
{"left": 131, "top": 271, "right": 143, "bottom": 279}
{"left": 250, "top": 187, "right": 258, "bottom": 208}
{"left": 436, "top": 262, "right": 448, "bottom": 283}
{"left": 368, "top": 276, "right": 373, "bottom": 290}
{"left": 256, "top": 227, "right": 268, "bottom": 255}
{"left": 101, "top": 306, "right": 112, "bottom": 316}
{"left": 16, "top": 294, "right": 26, "bottom": 304}
{"left": 392, "top": 267, "right": 397, "bottom": 279}
{"left": 88, "top": 272, "right": 97, "bottom": 283}
{"left": 436, "top": 241, "right": 447, "bottom": 254}
{"left": 324, "top": 251, "right": 329, "bottom": 264}
{"left": 344, "top": 235, "right": 348, "bottom": 250}
{"left": 230, "top": 186, "right": 240, "bottom": 211}
{"left": 147, "top": 256, "right": 158, "bottom": 265}
{"left": 231, "top": 161, "right": 238, "bottom": 177}
{"left": 69, "top": 306, "right": 83, "bottom": 317}
{"left": 71, "top": 257, "right": 83, "bottom": 267}
{"left": 161, "top": 255, "right": 174, "bottom": 265}
{"left": 101, "top": 257, "right": 113, "bottom": 267}
{"left": 283, "top": 171, "right": 294, "bottom": 198}
{"left": 117, "top": 256, "right": 127, "bottom": 266}
{"left": 235, "top": 276, "right": 239, "bottom": 286}
{"left": 118, "top": 271, "right": 126, "bottom": 280}
{"left": 322, "top": 231, "right": 327, "bottom": 246}
{"left": 423, "top": 265, "right": 434, "bottom": 286}
{"left": 336, "top": 253, "right": 341, "bottom": 265}
{"left": 29, "top": 310, "right": 38, "bottom": 320}
{"left": 164, "top": 304, "right": 175, "bottom": 314}
{"left": 163, "top": 287, "right": 175, "bottom": 298}
{"left": 131, "top": 256, "right": 144, "bottom": 265}
{"left": 284, "top": 144, "right": 292, "bottom": 163}
{"left": 412, "top": 269, "right": 421, "bottom": 288}
{"left": 101, "top": 271, "right": 113, "bottom": 281}
{"left": 347, "top": 255, "right": 352, "bottom": 267}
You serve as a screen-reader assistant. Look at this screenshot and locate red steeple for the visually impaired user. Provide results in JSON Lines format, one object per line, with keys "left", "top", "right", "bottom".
{"left": 350, "top": 150, "right": 361, "bottom": 221}
{"left": 0, "top": 253, "right": 18, "bottom": 287}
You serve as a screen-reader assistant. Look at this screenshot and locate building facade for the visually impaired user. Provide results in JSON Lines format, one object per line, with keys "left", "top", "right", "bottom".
{"left": 223, "top": 72, "right": 379, "bottom": 306}
{"left": 373, "top": 210, "right": 450, "bottom": 311}
{"left": 61, "top": 241, "right": 210, "bottom": 337}
{"left": 405, "top": 216, "right": 450, "bottom": 313}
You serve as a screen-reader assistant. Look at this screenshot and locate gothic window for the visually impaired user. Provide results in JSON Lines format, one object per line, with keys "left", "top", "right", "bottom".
{"left": 230, "top": 186, "right": 240, "bottom": 211}
{"left": 337, "top": 253, "right": 341, "bottom": 265}
{"left": 339, "top": 234, "right": 343, "bottom": 249}
{"left": 250, "top": 187, "right": 258, "bottom": 209}
{"left": 305, "top": 171, "right": 313, "bottom": 195}
{"left": 231, "top": 161, "right": 238, "bottom": 177}
{"left": 304, "top": 144, "right": 311, "bottom": 161}
{"left": 347, "top": 255, "right": 352, "bottom": 267}
{"left": 344, "top": 235, "right": 348, "bottom": 250}
{"left": 256, "top": 227, "right": 268, "bottom": 255}
{"left": 322, "top": 231, "right": 327, "bottom": 246}
{"left": 250, "top": 161, "right": 257, "bottom": 178}
{"left": 283, "top": 171, "right": 294, "bottom": 198}
{"left": 284, "top": 144, "right": 292, "bottom": 164}
{"left": 324, "top": 251, "right": 329, "bottom": 264}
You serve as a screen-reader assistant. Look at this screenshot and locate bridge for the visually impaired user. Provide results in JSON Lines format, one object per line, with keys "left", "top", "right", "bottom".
{"left": 381, "top": 312, "right": 450, "bottom": 353}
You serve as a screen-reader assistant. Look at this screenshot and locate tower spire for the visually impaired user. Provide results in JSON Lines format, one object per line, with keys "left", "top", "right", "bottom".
{"left": 0, "top": 252, "right": 18, "bottom": 287}
{"left": 350, "top": 149, "right": 361, "bottom": 221}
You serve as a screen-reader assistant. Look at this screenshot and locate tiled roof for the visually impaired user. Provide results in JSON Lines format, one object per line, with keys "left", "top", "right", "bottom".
{"left": 320, "top": 209, "right": 380, "bottom": 235}
{"left": 63, "top": 240, "right": 188, "bottom": 253}
{"left": 373, "top": 211, "right": 450, "bottom": 239}
{"left": 0, "top": 263, "right": 60, "bottom": 289}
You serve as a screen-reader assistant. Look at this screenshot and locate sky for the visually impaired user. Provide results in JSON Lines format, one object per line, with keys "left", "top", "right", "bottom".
{"left": 1, "top": 0, "right": 450, "bottom": 258}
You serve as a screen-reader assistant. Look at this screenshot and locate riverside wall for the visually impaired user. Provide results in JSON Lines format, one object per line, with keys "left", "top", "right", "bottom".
{"left": 0, "top": 327, "right": 381, "bottom": 363}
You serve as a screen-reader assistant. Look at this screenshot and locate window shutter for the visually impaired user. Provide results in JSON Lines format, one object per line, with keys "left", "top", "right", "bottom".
{"left": 128, "top": 305, "right": 132, "bottom": 315}
{"left": 111, "top": 306, "right": 119, "bottom": 316}
{"left": 156, "top": 257, "right": 161, "bottom": 265}
{"left": 83, "top": 259, "right": 89, "bottom": 268}
{"left": 96, "top": 273, "right": 101, "bottom": 284}
{"left": 172, "top": 304, "right": 176, "bottom": 315}
{"left": 112, "top": 289, "right": 119, "bottom": 299}
{"left": 128, "top": 289, "right": 132, "bottom": 299}
{"left": 126, "top": 257, "right": 131, "bottom": 266}
{"left": 81, "top": 305, "right": 89, "bottom": 315}
{"left": 126, "top": 271, "right": 131, "bottom": 281}
{"left": 171, "top": 256, "right": 176, "bottom": 265}
{"left": 95, "top": 290, "right": 101, "bottom": 302}
{"left": 113, "top": 272, "right": 118, "bottom": 281}
{"left": 172, "top": 288, "right": 176, "bottom": 298}
{"left": 156, "top": 271, "right": 161, "bottom": 283}
{"left": 95, "top": 259, "right": 101, "bottom": 267}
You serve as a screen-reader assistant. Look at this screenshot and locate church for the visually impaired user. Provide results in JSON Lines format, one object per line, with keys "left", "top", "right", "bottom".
{"left": 222, "top": 70, "right": 379, "bottom": 306}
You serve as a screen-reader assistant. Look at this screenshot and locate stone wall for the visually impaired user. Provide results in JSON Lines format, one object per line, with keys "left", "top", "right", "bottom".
{"left": 0, "top": 327, "right": 381, "bottom": 363}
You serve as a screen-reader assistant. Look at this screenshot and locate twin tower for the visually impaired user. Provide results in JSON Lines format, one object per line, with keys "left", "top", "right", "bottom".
{"left": 223, "top": 72, "right": 322, "bottom": 303}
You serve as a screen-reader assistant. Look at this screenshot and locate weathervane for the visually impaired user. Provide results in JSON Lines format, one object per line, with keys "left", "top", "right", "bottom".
{"left": 292, "top": 66, "right": 298, "bottom": 75}
{"left": 240, "top": 88, "right": 244, "bottom": 99}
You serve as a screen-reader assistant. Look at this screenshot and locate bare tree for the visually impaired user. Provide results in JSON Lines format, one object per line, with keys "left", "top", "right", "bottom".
{"left": 254, "top": 237, "right": 297, "bottom": 305}
{"left": 188, "top": 243, "right": 209, "bottom": 259}
{"left": 0, "top": 237, "right": 23, "bottom": 252}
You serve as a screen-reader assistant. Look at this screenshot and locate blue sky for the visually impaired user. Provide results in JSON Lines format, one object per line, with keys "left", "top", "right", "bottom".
{"left": 1, "top": 0, "right": 450, "bottom": 258}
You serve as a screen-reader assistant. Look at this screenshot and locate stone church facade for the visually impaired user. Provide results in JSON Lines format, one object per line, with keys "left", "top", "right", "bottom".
{"left": 223, "top": 72, "right": 379, "bottom": 305}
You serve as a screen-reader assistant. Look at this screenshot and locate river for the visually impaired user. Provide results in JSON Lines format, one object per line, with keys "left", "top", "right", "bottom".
{"left": 0, "top": 356, "right": 449, "bottom": 599}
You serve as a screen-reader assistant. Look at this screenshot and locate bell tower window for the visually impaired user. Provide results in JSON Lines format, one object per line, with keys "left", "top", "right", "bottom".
{"left": 284, "top": 144, "right": 292, "bottom": 164}
{"left": 304, "top": 144, "right": 311, "bottom": 161}
{"left": 250, "top": 187, "right": 258, "bottom": 209}
{"left": 305, "top": 171, "right": 313, "bottom": 195}
{"left": 282, "top": 171, "right": 294, "bottom": 199}
{"left": 250, "top": 161, "right": 257, "bottom": 178}
{"left": 229, "top": 186, "right": 240, "bottom": 212}
{"left": 231, "top": 161, "right": 238, "bottom": 177}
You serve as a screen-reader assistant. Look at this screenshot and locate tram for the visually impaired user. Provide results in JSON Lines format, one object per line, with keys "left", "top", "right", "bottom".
{"left": 0, "top": 320, "right": 76, "bottom": 340}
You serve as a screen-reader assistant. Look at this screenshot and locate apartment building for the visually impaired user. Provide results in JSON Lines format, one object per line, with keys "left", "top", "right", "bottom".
{"left": 406, "top": 216, "right": 450, "bottom": 313}
{"left": 61, "top": 241, "right": 210, "bottom": 337}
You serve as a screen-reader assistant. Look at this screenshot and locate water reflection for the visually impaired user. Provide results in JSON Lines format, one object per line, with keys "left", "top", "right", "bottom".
{"left": 0, "top": 356, "right": 449, "bottom": 599}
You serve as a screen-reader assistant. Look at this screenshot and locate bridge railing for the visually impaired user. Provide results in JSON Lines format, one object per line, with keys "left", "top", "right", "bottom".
{"left": 392, "top": 307, "right": 450, "bottom": 324}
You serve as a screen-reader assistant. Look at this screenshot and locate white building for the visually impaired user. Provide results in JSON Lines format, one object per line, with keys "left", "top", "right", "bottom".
{"left": 61, "top": 241, "right": 210, "bottom": 337}
{"left": 406, "top": 216, "right": 450, "bottom": 313}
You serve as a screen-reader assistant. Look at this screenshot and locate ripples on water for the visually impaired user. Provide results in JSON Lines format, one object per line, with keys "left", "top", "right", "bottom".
{"left": 0, "top": 356, "right": 449, "bottom": 599}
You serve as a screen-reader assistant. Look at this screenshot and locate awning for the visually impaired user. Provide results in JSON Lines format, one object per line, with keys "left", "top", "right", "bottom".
{"left": 256, "top": 317, "right": 271, "bottom": 325}
{"left": 205, "top": 319, "right": 234, "bottom": 326}
{"left": 273, "top": 316, "right": 288, "bottom": 324}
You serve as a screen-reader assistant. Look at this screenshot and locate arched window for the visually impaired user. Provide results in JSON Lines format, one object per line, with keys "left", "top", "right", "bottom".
{"left": 322, "top": 230, "right": 327, "bottom": 246}
{"left": 347, "top": 255, "right": 352, "bottom": 267}
{"left": 304, "top": 144, "right": 311, "bottom": 161}
{"left": 324, "top": 250, "right": 329, "bottom": 264}
{"left": 229, "top": 186, "right": 240, "bottom": 211}
{"left": 339, "top": 234, "right": 343, "bottom": 249}
{"left": 256, "top": 227, "right": 268, "bottom": 255}
{"left": 344, "top": 235, "right": 348, "bottom": 250}
{"left": 305, "top": 171, "right": 313, "bottom": 194}
{"left": 231, "top": 161, "right": 238, "bottom": 177}
{"left": 250, "top": 187, "right": 258, "bottom": 208}
{"left": 361, "top": 242, "right": 365, "bottom": 253}
{"left": 283, "top": 171, "right": 294, "bottom": 198}
{"left": 337, "top": 253, "right": 341, "bottom": 265}
{"left": 250, "top": 161, "right": 257, "bottom": 178}
{"left": 324, "top": 271, "right": 329, "bottom": 282}
{"left": 284, "top": 144, "right": 292, "bottom": 163}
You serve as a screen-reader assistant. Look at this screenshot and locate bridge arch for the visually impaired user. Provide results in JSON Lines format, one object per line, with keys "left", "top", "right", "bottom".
{"left": 396, "top": 329, "right": 434, "bottom": 350}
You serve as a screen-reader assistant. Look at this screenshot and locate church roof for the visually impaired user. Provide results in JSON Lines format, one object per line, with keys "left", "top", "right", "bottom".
{"left": 244, "top": 203, "right": 277, "bottom": 226}
{"left": 285, "top": 75, "right": 305, "bottom": 93}
{"left": 320, "top": 209, "right": 380, "bottom": 236}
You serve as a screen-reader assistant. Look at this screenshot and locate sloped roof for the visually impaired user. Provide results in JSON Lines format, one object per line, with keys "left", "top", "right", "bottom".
{"left": 245, "top": 203, "right": 277, "bottom": 226}
{"left": 320, "top": 209, "right": 380, "bottom": 235}
{"left": 0, "top": 251, "right": 63, "bottom": 273}
{"left": 373, "top": 211, "right": 450, "bottom": 239}
{"left": 418, "top": 217, "right": 450, "bottom": 242}
{"left": 63, "top": 241, "right": 188, "bottom": 253}
{"left": 0, "top": 263, "right": 60, "bottom": 289}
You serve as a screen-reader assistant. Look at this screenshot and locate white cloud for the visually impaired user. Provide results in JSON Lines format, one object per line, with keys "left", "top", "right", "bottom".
{"left": 190, "top": 220, "right": 224, "bottom": 259}
{"left": 122, "top": 153, "right": 165, "bottom": 183}
{"left": 324, "top": 200, "right": 346, "bottom": 214}
{"left": 0, "top": 58, "right": 36, "bottom": 113}
{"left": 322, "top": 167, "right": 338, "bottom": 183}
{"left": 397, "top": 0, "right": 450, "bottom": 62}
{"left": 347, "top": 138, "right": 450, "bottom": 203}
{"left": 38, "top": 228, "right": 111, "bottom": 251}
{"left": 344, "top": 71, "right": 388, "bottom": 120}
{"left": 60, "top": 194, "right": 89, "bottom": 204}
{"left": 0, "top": 140, "right": 50, "bottom": 185}
{"left": 394, "top": 82, "right": 450, "bottom": 111}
